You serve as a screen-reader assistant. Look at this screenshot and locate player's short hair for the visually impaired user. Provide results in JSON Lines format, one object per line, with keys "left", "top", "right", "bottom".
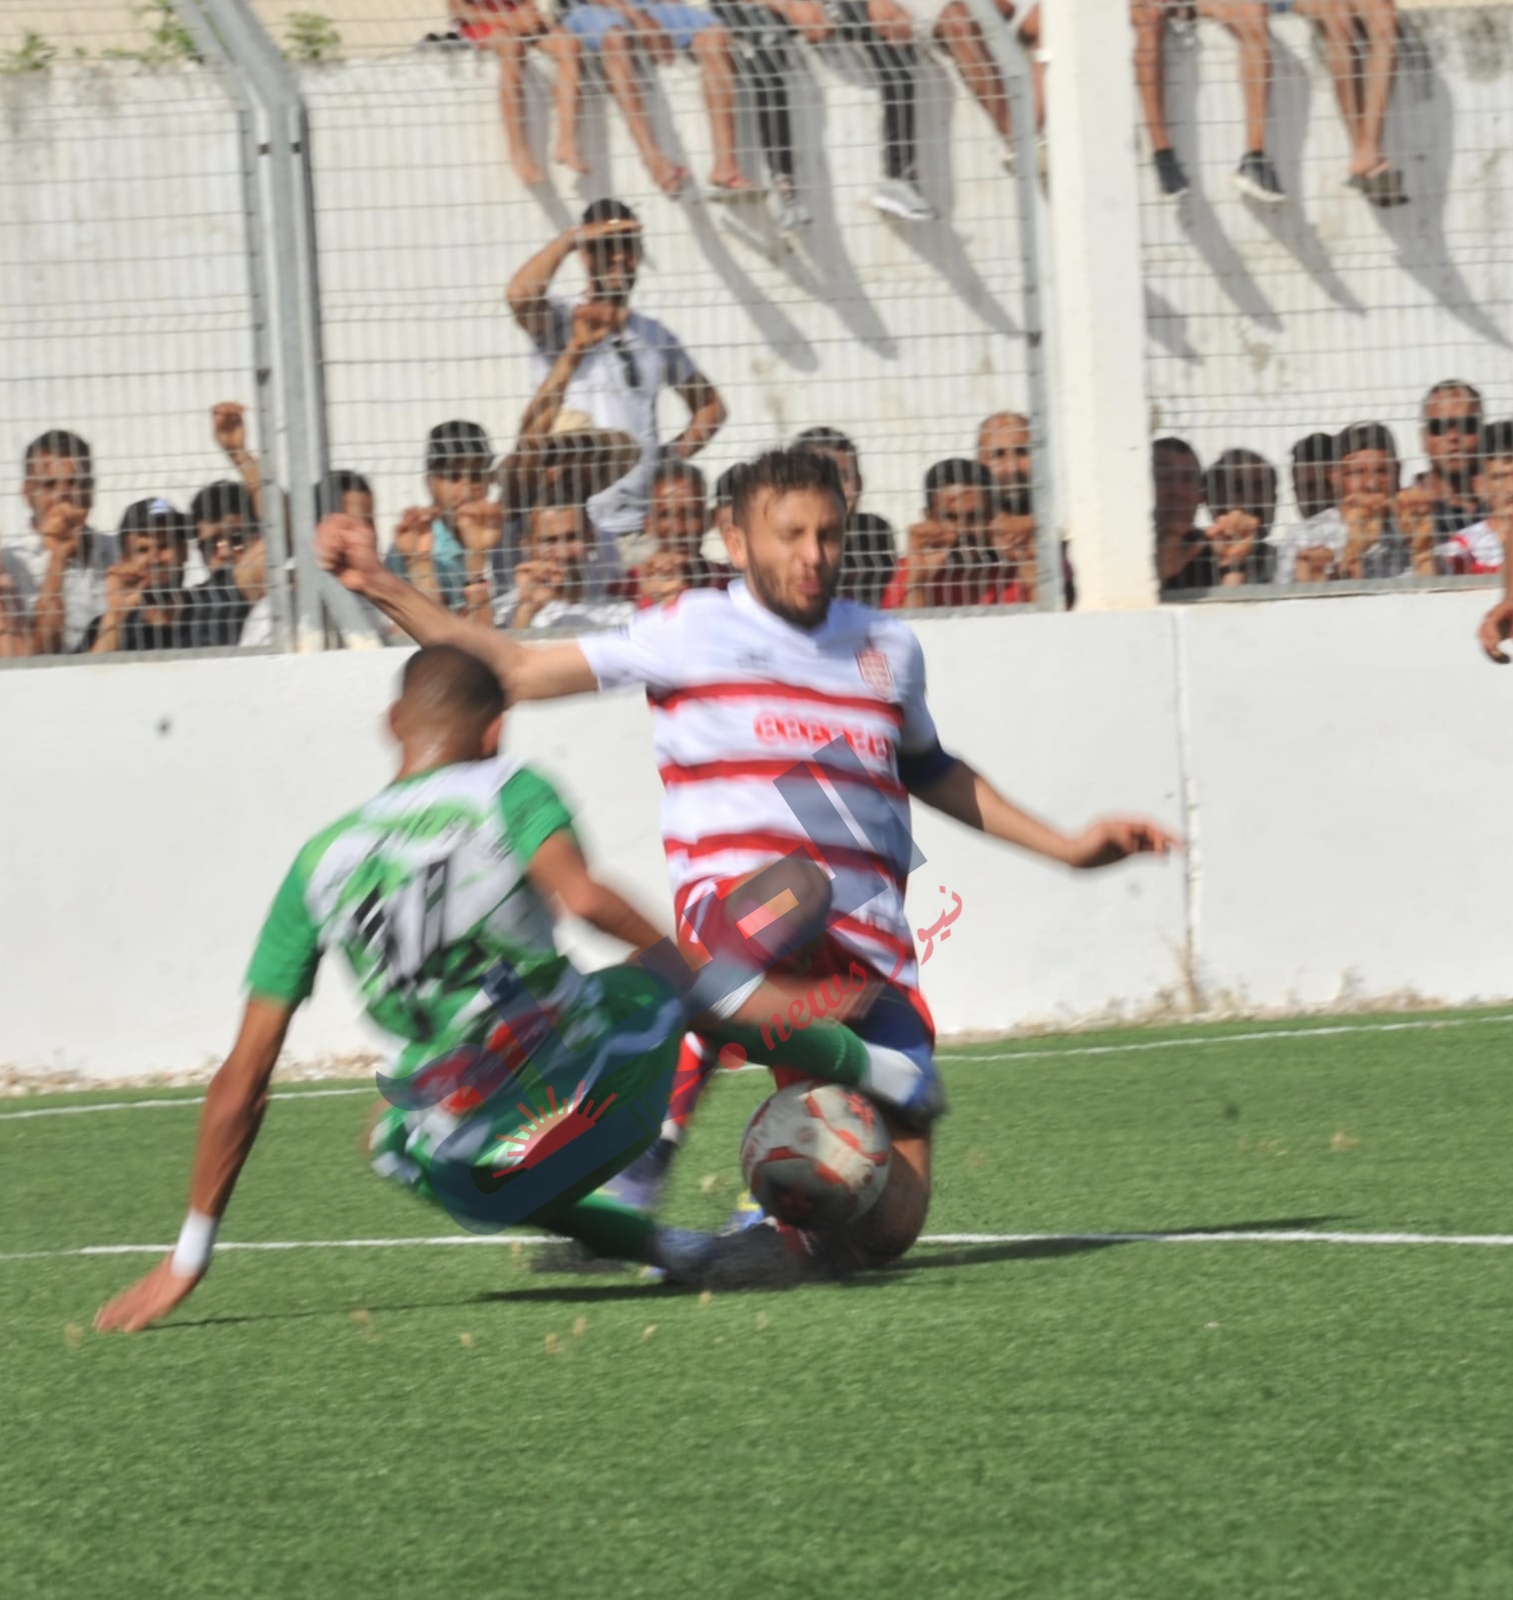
{"left": 727, "top": 448, "right": 845, "bottom": 531}
{"left": 401, "top": 644, "right": 507, "bottom": 723}
{"left": 792, "top": 426, "right": 859, "bottom": 463}
{"left": 651, "top": 458, "right": 706, "bottom": 499}
{"left": 1290, "top": 432, "right": 1335, "bottom": 468}
{"left": 24, "top": 428, "right": 93, "bottom": 487}
{"left": 1423, "top": 378, "right": 1482, "bottom": 416}
{"left": 426, "top": 420, "right": 493, "bottom": 476}
{"left": 1336, "top": 421, "right": 1397, "bottom": 462}
{"left": 1204, "top": 448, "right": 1277, "bottom": 516}
{"left": 190, "top": 480, "right": 257, "bottom": 530}
{"left": 1479, "top": 420, "right": 1513, "bottom": 466}
{"left": 923, "top": 458, "right": 991, "bottom": 503}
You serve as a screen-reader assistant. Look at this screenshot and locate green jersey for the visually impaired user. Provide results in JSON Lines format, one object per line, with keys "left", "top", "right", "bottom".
{"left": 247, "top": 756, "right": 580, "bottom": 1079}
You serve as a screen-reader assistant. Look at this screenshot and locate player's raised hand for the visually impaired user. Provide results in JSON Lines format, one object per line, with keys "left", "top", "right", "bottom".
{"left": 1063, "top": 817, "right": 1182, "bottom": 870}
{"left": 1479, "top": 599, "right": 1513, "bottom": 664}
{"left": 315, "top": 511, "right": 384, "bottom": 593}
{"left": 94, "top": 1255, "right": 203, "bottom": 1334}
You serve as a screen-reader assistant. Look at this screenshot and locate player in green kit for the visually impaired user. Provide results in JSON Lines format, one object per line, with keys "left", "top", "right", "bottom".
{"left": 96, "top": 645, "right": 938, "bottom": 1333}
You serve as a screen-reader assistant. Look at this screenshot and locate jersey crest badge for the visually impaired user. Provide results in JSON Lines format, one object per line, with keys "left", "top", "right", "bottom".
{"left": 856, "top": 645, "right": 894, "bottom": 698}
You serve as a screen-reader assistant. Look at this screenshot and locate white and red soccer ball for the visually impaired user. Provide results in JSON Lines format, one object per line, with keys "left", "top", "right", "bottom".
{"left": 739, "top": 1083, "right": 892, "bottom": 1231}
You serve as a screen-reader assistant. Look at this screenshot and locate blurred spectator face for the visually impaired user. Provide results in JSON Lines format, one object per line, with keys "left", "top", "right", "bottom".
{"left": 1152, "top": 442, "right": 1203, "bottom": 530}
{"left": 977, "top": 413, "right": 1032, "bottom": 506}
{"left": 196, "top": 510, "right": 257, "bottom": 578}
{"left": 928, "top": 482, "right": 991, "bottom": 549}
{"left": 427, "top": 456, "right": 492, "bottom": 519}
{"left": 527, "top": 505, "right": 587, "bottom": 598}
{"left": 24, "top": 447, "right": 93, "bottom": 524}
{"left": 1477, "top": 454, "right": 1513, "bottom": 518}
{"left": 1422, "top": 386, "right": 1482, "bottom": 487}
{"left": 122, "top": 527, "right": 189, "bottom": 603}
{"left": 342, "top": 488, "right": 376, "bottom": 528}
{"left": 649, "top": 474, "right": 707, "bottom": 553}
{"left": 580, "top": 229, "right": 642, "bottom": 304}
{"left": 808, "top": 446, "right": 862, "bottom": 519}
{"left": 1206, "top": 453, "right": 1277, "bottom": 535}
{"left": 1291, "top": 435, "right": 1336, "bottom": 522}
{"left": 640, "top": 547, "right": 690, "bottom": 607}
{"left": 1336, "top": 447, "right": 1394, "bottom": 507}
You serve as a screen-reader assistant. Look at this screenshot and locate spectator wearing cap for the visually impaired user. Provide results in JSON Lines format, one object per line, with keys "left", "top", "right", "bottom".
{"left": 629, "top": 460, "right": 730, "bottom": 605}
{"left": 2, "top": 428, "right": 116, "bottom": 655}
{"left": 1272, "top": 422, "right": 1433, "bottom": 583}
{"left": 1153, "top": 437, "right": 1221, "bottom": 593}
{"left": 1442, "top": 421, "right": 1513, "bottom": 577}
{"left": 506, "top": 202, "right": 726, "bottom": 574}
{"left": 1414, "top": 379, "right": 1485, "bottom": 537}
{"left": 386, "top": 421, "right": 507, "bottom": 616}
{"left": 188, "top": 479, "right": 261, "bottom": 646}
{"left": 1204, "top": 447, "right": 1278, "bottom": 586}
{"left": 84, "top": 499, "right": 216, "bottom": 653}
{"left": 792, "top": 427, "right": 896, "bottom": 607}
{"left": 1290, "top": 432, "right": 1336, "bottom": 523}
{"left": 882, "top": 458, "right": 992, "bottom": 610}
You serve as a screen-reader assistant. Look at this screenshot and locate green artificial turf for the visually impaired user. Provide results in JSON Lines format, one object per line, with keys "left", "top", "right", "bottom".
{"left": 4, "top": 1007, "right": 1513, "bottom": 1599}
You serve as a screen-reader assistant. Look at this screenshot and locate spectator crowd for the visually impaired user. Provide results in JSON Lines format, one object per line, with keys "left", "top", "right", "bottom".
{"left": 3, "top": 196, "right": 1507, "bottom": 659}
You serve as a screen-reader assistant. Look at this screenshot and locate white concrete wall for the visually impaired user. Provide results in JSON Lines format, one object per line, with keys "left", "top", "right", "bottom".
{"left": 3, "top": 590, "right": 1508, "bottom": 1079}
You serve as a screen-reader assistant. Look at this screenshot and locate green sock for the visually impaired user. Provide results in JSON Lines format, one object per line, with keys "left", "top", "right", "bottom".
{"left": 546, "top": 1193, "right": 658, "bottom": 1263}
{"left": 710, "top": 1015, "right": 869, "bottom": 1089}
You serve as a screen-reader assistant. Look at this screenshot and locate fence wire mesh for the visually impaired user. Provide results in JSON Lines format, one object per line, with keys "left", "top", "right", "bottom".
{"left": 0, "top": 7, "right": 288, "bottom": 660}
{"left": 1136, "top": 0, "right": 1513, "bottom": 597}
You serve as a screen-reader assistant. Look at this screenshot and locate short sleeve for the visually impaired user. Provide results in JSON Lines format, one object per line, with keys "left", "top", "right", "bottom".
{"left": 575, "top": 597, "right": 691, "bottom": 693}
{"left": 500, "top": 765, "right": 577, "bottom": 864}
{"left": 654, "top": 322, "right": 697, "bottom": 390}
{"left": 245, "top": 859, "right": 323, "bottom": 1007}
{"left": 895, "top": 628, "right": 940, "bottom": 756}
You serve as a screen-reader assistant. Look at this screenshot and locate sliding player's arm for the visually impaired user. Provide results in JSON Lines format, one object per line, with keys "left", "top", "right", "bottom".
{"left": 93, "top": 997, "right": 294, "bottom": 1333}
{"left": 316, "top": 513, "right": 597, "bottom": 701}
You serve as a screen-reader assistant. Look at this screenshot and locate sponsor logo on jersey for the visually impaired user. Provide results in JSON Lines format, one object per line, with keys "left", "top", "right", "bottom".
{"left": 856, "top": 645, "right": 894, "bottom": 698}
{"left": 753, "top": 712, "right": 892, "bottom": 763}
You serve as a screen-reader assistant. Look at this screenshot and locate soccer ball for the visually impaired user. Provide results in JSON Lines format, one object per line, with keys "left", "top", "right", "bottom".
{"left": 739, "top": 1084, "right": 892, "bottom": 1231}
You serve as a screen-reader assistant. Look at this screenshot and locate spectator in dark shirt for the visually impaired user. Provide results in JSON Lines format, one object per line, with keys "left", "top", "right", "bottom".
{"left": 189, "top": 479, "right": 260, "bottom": 646}
{"left": 791, "top": 426, "right": 896, "bottom": 607}
{"left": 1153, "top": 437, "right": 1219, "bottom": 592}
{"left": 1415, "top": 379, "right": 1485, "bottom": 536}
{"left": 1290, "top": 432, "right": 1336, "bottom": 523}
{"left": 1203, "top": 446, "right": 1278, "bottom": 586}
{"left": 85, "top": 499, "right": 225, "bottom": 653}
{"left": 883, "top": 457, "right": 992, "bottom": 610}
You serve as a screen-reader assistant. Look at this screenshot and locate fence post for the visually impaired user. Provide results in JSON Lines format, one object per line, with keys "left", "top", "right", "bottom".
{"left": 176, "top": 0, "right": 379, "bottom": 647}
{"left": 1041, "top": 0, "right": 1157, "bottom": 610}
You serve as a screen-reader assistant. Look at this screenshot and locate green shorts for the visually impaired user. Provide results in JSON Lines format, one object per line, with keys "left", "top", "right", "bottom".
{"left": 369, "top": 965, "right": 687, "bottom": 1233}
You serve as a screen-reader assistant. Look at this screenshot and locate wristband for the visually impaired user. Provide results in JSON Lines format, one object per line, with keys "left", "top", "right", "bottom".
{"left": 170, "top": 1209, "right": 220, "bottom": 1276}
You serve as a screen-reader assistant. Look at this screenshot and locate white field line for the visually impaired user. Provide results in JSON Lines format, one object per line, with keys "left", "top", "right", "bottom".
{"left": 7, "top": 1229, "right": 1513, "bottom": 1266}
{"left": 8, "top": 1009, "right": 1513, "bottom": 1124}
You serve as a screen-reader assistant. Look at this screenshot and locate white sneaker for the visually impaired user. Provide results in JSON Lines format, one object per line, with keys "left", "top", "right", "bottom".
{"left": 771, "top": 179, "right": 811, "bottom": 234}
{"left": 871, "top": 178, "right": 937, "bottom": 222}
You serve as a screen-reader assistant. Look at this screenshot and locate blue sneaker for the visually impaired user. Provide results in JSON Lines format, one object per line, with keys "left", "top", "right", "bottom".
{"left": 599, "top": 1136, "right": 677, "bottom": 1214}
{"left": 721, "top": 1189, "right": 768, "bottom": 1234}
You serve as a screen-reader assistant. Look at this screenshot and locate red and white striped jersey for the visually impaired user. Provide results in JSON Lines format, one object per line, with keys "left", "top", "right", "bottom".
{"left": 578, "top": 579, "right": 940, "bottom": 992}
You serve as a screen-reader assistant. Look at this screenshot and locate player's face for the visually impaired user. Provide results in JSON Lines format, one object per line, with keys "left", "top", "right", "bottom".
{"left": 24, "top": 451, "right": 93, "bottom": 522}
{"left": 977, "top": 414, "right": 1031, "bottom": 491}
{"left": 648, "top": 478, "right": 706, "bottom": 551}
{"left": 731, "top": 486, "right": 845, "bottom": 628}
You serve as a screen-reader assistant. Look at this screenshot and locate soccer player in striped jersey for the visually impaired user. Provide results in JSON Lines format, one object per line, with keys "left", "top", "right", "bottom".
{"left": 316, "top": 449, "right": 1179, "bottom": 1272}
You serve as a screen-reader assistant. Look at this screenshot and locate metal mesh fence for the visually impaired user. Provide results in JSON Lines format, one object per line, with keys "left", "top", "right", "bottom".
{"left": 0, "top": 6, "right": 285, "bottom": 660}
{"left": 1136, "top": 0, "right": 1513, "bottom": 597}
{"left": 293, "top": 0, "right": 1049, "bottom": 631}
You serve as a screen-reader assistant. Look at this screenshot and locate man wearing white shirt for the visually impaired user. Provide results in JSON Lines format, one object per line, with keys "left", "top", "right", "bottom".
{"left": 506, "top": 200, "right": 726, "bottom": 575}
{"left": 3, "top": 429, "right": 116, "bottom": 654}
{"left": 493, "top": 494, "right": 634, "bottom": 632}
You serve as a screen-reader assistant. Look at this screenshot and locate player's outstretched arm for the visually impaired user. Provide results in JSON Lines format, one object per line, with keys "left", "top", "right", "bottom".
{"left": 913, "top": 755, "right": 1182, "bottom": 868}
{"left": 94, "top": 998, "right": 294, "bottom": 1334}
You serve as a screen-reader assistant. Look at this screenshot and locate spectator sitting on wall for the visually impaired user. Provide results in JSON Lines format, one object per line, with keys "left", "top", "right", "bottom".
{"left": 934, "top": 0, "right": 1019, "bottom": 169}
{"left": 1441, "top": 421, "right": 1513, "bottom": 576}
{"left": 882, "top": 457, "right": 993, "bottom": 610}
{"left": 791, "top": 425, "right": 897, "bottom": 607}
{"left": 554, "top": 1, "right": 758, "bottom": 196}
{"left": 1272, "top": 422, "right": 1431, "bottom": 583}
{"left": 507, "top": 201, "right": 727, "bottom": 574}
{"left": 386, "top": 421, "right": 507, "bottom": 614}
{"left": 1290, "top": 431, "right": 1336, "bottom": 522}
{"left": 188, "top": 479, "right": 260, "bottom": 646}
{"left": 1204, "top": 446, "right": 1278, "bottom": 586}
{"left": 630, "top": 460, "right": 730, "bottom": 604}
{"left": 492, "top": 490, "right": 635, "bottom": 630}
{"left": 1295, "top": 0, "right": 1405, "bottom": 204}
{"left": 1132, "top": 0, "right": 1284, "bottom": 203}
{"left": 449, "top": 0, "right": 587, "bottom": 188}
{"left": 2, "top": 429, "right": 115, "bottom": 656}
{"left": 84, "top": 498, "right": 224, "bottom": 653}
{"left": 1153, "top": 437, "right": 1220, "bottom": 591}
{"left": 1415, "top": 379, "right": 1485, "bottom": 537}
